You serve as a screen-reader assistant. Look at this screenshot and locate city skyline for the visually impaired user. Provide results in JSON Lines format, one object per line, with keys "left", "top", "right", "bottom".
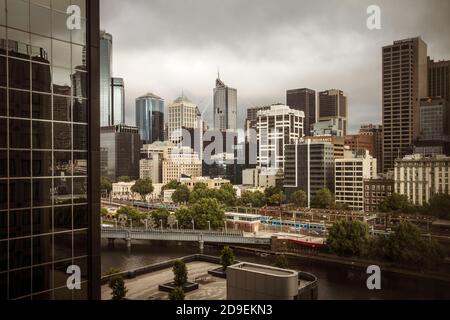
{"left": 100, "top": 0, "right": 450, "bottom": 133}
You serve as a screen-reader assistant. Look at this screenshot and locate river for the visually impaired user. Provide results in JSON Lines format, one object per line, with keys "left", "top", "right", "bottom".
{"left": 101, "top": 240, "right": 450, "bottom": 300}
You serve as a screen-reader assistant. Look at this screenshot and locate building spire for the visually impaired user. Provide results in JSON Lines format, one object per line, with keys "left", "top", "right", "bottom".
{"left": 217, "top": 66, "right": 220, "bottom": 80}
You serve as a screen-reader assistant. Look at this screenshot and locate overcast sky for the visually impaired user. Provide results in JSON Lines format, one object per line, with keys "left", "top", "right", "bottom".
{"left": 100, "top": 0, "right": 450, "bottom": 133}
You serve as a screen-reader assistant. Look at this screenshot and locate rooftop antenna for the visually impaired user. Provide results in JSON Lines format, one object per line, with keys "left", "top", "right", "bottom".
{"left": 217, "top": 66, "right": 220, "bottom": 80}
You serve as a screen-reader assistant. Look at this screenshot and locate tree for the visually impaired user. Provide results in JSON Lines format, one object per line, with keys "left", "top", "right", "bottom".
{"left": 131, "top": 178, "right": 154, "bottom": 202}
{"left": 273, "top": 255, "right": 289, "bottom": 269}
{"left": 151, "top": 208, "right": 170, "bottom": 227}
{"left": 189, "top": 198, "right": 225, "bottom": 230}
{"left": 169, "top": 287, "right": 185, "bottom": 300}
{"left": 327, "top": 220, "right": 370, "bottom": 257}
{"left": 379, "top": 193, "right": 411, "bottom": 213}
{"left": 101, "top": 207, "right": 109, "bottom": 218}
{"left": 167, "top": 214, "right": 177, "bottom": 229}
{"left": 311, "top": 188, "right": 334, "bottom": 209}
{"left": 175, "top": 206, "right": 194, "bottom": 229}
{"left": 172, "top": 184, "right": 191, "bottom": 204}
{"left": 117, "top": 206, "right": 143, "bottom": 221}
{"left": 100, "top": 176, "right": 112, "bottom": 194}
{"left": 173, "top": 260, "right": 188, "bottom": 287}
{"left": 220, "top": 246, "right": 235, "bottom": 271}
{"left": 189, "top": 183, "right": 211, "bottom": 204}
{"left": 107, "top": 271, "right": 128, "bottom": 300}
{"left": 427, "top": 194, "right": 450, "bottom": 219}
{"left": 264, "top": 186, "right": 283, "bottom": 199}
{"left": 117, "top": 176, "right": 132, "bottom": 183}
{"left": 268, "top": 192, "right": 284, "bottom": 206}
{"left": 289, "top": 190, "right": 308, "bottom": 208}
{"left": 216, "top": 184, "right": 237, "bottom": 207}
{"left": 162, "top": 180, "right": 180, "bottom": 192}
{"left": 239, "top": 191, "right": 267, "bottom": 208}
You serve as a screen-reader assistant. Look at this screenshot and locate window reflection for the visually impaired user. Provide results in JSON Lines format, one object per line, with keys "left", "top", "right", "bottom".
{"left": 0, "top": 118, "right": 5, "bottom": 148}
{"left": 32, "top": 151, "right": 52, "bottom": 177}
{"left": 54, "top": 122, "right": 71, "bottom": 150}
{"left": 73, "top": 205, "right": 87, "bottom": 229}
{"left": 52, "top": 67, "right": 72, "bottom": 96}
{"left": 73, "top": 152, "right": 87, "bottom": 176}
{"left": 9, "top": 58, "right": 30, "bottom": 90}
{"left": 32, "top": 62, "right": 52, "bottom": 93}
{"left": 51, "top": 11, "right": 70, "bottom": 42}
{"left": 9, "top": 238, "right": 32, "bottom": 269}
{"left": 10, "top": 119, "right": 31, "bottom": 149}
{"left": 73, "top": 124, "right": 87, "bottom": 150}
{"left": 9, "top": 268, "right": 31, "bottom": 299}
{"left": 73, "top": 230, "right": 87, "bottom": 257}
{"left": 6, "top": 0, "right": 29, "bottom": 32}
{"left": 9, "top": 150, "right": 31, "bottom": 177}
{"left": 73, "top": 178, "right": 87, "bottom": 203}
{"left": 0, "top": 150, "right": 5, "bottom": 178}
{"left": 32, "top": 264, "right": 52, "bottom": 294}
{"left": 52, "top": 40, "right": 71, "bottom": 69}
{"left": 54, "top": 178, "right": 72, "bottom": 205}
{"left": 33, "top": 237, "right": 53, "bottom": 266}
{"left": 32, "top": 120, "right": 52, "bottom": 150}
{"left": 53, "top": 234, "right": 72, "bottom": 262}
{"left": 72, "top": 70, "right": 87, "bottom": 98}
{"left": 32, "top": 178, "right": 52, "bottom": 207}
{"left": 31, "top": 35, "right": 51, "bottom": 63}
{"left": 0, "top": 56, "right": 5, "bottom": 87}
{"left": 53, "top": 95, "right": 71, "bottom": 122}
{"left": 9, "top": 89, "right": 30, "bottom": 118}
{"left": 54, "top": 152, "right": 72, "bottom": 177}
{"left": 54, "top": 206, "right": 72, "bottom": 232}
{"left": 32, "top": 93, "right": 51, "bottom": 120}
{"left": 73, "top": 98, "right": 87, "bottom": 123}
{"left": 30, "top": 4, "right": 51, "bottom": 37}
{"left": 0, "top": 181, "right": 6, "bottom": 210}
{"left": 32, "top": 207, "right": 52, "bottom": 236}
{"left": 9, "top": 209, "right": 31, "bottom": 238}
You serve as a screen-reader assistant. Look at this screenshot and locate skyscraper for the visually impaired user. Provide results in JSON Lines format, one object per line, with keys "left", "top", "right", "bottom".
{"left": 0, "top": 0, "right": 100, "bottom": 299}
{"left": 135, "top": 93, "right": 164, "bottom": 144}
{"left": 382, "top": 37, "right": 428, "bottom": 172}
{"left": 428, "top": 58, "right": 450, "bottom": 104}
{"left": 360, "top": 124, "right": 383, "bottom": 173}
{"left": 100, "top": 31, "right": 112, "bottom": 127}
{"left": 111, "top": 77, "right": 125, "bottom": 125}
{"left": 287, "top": 88, "right": 316, "bottom": 136}
{"left": 318, "top": 89, "right": 348, "bottom": 136}
{"left": 168, "top": 94, "right": 201, "bottom": 144}
{"left": 214, "top": 76, "right": 237, "bottom": 131}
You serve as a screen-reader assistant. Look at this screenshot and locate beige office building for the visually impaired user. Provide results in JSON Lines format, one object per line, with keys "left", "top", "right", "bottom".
{"left": 162, "top": 147, "right": 202, "bottom": 184}
{"left": 335, "top": 150, "right": 377, "bottom": 211}
{"left": 167, "top": 95, "right": 201, "bottom": 144}
{"left": 394, "top": 154, "right": 450, "bottom": 206}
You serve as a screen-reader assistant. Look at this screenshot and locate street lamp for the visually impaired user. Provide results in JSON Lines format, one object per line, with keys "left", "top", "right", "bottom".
{"left": 129, "top": 218, "right": 133, "bottom": 230}
{"left": 175, "top": 220, "right": 179, "bottom": 231}
{"left": 160, "top": 219, "right": 163, "bottom": 230}
{"left": 114, "top": 218, "right": 118, "bottom": 229}
{"left": 208, "top": 221, "right": 211, "bottom": 231}
{"left": 192, "top": 219, "right": 195, "bottom": 231}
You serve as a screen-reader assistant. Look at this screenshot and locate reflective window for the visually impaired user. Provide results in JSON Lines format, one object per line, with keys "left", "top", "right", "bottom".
{"left": 51, "top": 10, "right": 70, "bottom": 42}
{"left": 9, "top": 210, "right": 31, "bottom": 238}
{"left": 30, "top": 4, "right": 51, "bottom": 37}
{"left": 0, "top": 181, "right": 6, "bottom": 210}
{"left": 72, "top": 44, "right": 85, "bottom": 71}
{"left": 6, "top": 0, "right": 29, "bottom": 32}
{"left": 0, "top": 150, "right": 5, "bottom": 177}
{"left": 0, "top": 56, "right": 5, "bottom": 87}
{"left": 71, "top": 18, "right": 86, "bottom": 46}
{"left": 53, "top": 233, "right": 72, "bottom": 262}
{"left": 52, "top": 40, "right": 71, "bottom": 69}
{"left": 73, "top": 205, "right": 87, "bottom": 229}
{"left": 0, "top": 241, "right": 6, "bottom": 271}
{"left": 73, "top": 97, "right": 87, "bottom": 123}
{"left": 9, "top": 268, "right": 31, "bottom": 299}
{"left": 54, "top": 151, "right": 72, "bottom": 177}
{"left": 73, "top": 230, "right": 87, "bottom": 257}
{"left": 32, "top": 207, "right": 52, "bottom": 235}
{"left": 32, "top": 62, "right": 52, "bottom": 93}
{"left": 9, "top": 89, "right": 30, "bottom": 118}
{"left": 51, "top": 0, "right": 70, "bottom": 12}
{"left": 32, "top": 151, "right": 52, "bottom": 177}
{"left": 73, "top": 177, "right": 87, "bottom": 203}
{"left": 9, "top": 238, "right": 32, "bottom": 269}
{"left": 9, "top": 58, "right": 30, "bottom": 90}
{"left": 9, "top": 179, "right": 31, "bottom": 209}
{"left": 31, "top": 35, "right": 51, "bottom": 63}
{"left": 0, "top": 0, "right": 5, "bottom": 26}
{"left": 32, "top": 120, "right": 52, "bottom": 150}
{"left": 73, "top": 152, "right": 87, "bottom": 175}
{"left": 10, "top": 119, "right": 31, "bottom": 149}
{"left": 54, "top": 122, "right": 71, "bottom": 150}
{"left": 32, "top": 178, "right": 52, "bottom": 207}
{"left": 32, "top": 93, "right": 51, "bottom": 120}
{"left": 32, "top": 264, "right": 52, "bottom": 293}
{"left": 0, "top": 118, "right": 5, "bottom": 148}
{"left": 52, "top": 67, "right": 71, "bottom": 95}
{"left": 53, "top": 95, "right": 71, "bottom": 122}
{"left": 54, "top": 206, "right": 72, "bottom": 232}
{"left": 0, "top": 212, "right": 6, "bottom": 239}
{"left": 72, "top": 70, "right": 87, "bottom": 97}
{"left": 73, "top": 124, "right": 87, "bottom": 150}
{"left": 54, "top": 178, "right": 72, "bottom": 205}
{"left": 9, "top": 150, "right": 31, "bottom": 177}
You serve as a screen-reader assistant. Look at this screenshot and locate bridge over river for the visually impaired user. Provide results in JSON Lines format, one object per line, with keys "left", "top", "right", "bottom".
{"left": 101, "top": 227, "right": 272, "bottom": 250}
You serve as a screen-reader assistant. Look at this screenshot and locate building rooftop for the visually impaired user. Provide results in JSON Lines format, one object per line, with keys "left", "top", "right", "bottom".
{"left": 229, "top": 262, "right": 298, "bottom": 277}
{"left": 137, "top": 92, "right": 163, "bottom": 100}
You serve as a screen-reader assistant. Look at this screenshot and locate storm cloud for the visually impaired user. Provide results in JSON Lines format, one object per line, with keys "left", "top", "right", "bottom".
{"left": 100, "top": 0, "right": 450, "bottom": 133}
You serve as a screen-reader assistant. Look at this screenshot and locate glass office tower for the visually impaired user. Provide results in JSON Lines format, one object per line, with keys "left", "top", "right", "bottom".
{"left": 135, "top": 93, "right": 164, "bottom": 144}
{"left": 99, "top": 30, "right": 112, "bottom": 127}
{"left": 111, "top": 77, "right": 124, "bottom": 126}
{"left": 0, "top": 0, "right": 100, "bottom": 300}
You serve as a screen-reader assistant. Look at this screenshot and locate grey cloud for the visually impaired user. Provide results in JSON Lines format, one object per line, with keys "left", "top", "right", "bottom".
{"left": 100, "top": 0, "right": 450, "bottom": 132}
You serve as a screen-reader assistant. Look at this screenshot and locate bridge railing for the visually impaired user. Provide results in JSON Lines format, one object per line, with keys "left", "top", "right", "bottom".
{"left": 101, "top": 227, "right": 244, "bottom": 237}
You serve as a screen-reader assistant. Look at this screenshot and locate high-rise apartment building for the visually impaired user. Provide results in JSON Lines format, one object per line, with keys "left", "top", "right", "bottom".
{"left": 100, "top": 125, "right": 140, "bottom": 181}
{"left": 428, "top": 59, "right": 450, "bottom": 104}
{"left": 395, "top": 154, "right": 450, "bottom": 206}
{"left": 0, "top": 0, "right": 100, "bottom": 299}
{"left": 345, "top": 134, "right": 375, "bottom": 157}
{"left": 382, "top": 37, "right": 428, "bottom": 172}
{"left": 287, "top": 88, "right": 316, "bottom": 136}
{"left": 318, "top": 89, "right": 348, "bottom": 136}
{"left": 135, "top": 93, "right": 164, "bottom": 144}
{"left": 257, "top": 105, "right": 304, "bottom": 170}
{"left": 111, "top": 77, "right": 125, "bottom": 125}
{"left": 168, "top": 94, "right": 201, "bottom": 144}
{"left": 335, "top": 150, "right": 377, "bottom": 212}
{"left": 284, "top": 141, "right": 335, "bottom": 207}
{"left": 100, "top": 31, "right": 112, "bottom": 127}
{"left": 214, "top": 76, "right": 237, "bottom": 131}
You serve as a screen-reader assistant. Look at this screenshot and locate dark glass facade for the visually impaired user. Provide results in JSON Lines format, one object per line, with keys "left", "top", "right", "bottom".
{"left": 0, "top": 0, "right": 100, "bottom": 300}
{"left": 287, "top": 88, "right": 316, "bottom": 136}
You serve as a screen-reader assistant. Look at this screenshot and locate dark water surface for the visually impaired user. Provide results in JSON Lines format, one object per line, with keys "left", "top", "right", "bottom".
{"left": 101, "top": 240, "right": 450, "bottom": 300}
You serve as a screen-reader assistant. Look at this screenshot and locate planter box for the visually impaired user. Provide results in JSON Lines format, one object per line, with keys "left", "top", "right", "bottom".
{"left": 208, "top": 267, "right": 227, "bottom": 279}
{"left": 158, "top": 282, "right": 199, "bottom": 293}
